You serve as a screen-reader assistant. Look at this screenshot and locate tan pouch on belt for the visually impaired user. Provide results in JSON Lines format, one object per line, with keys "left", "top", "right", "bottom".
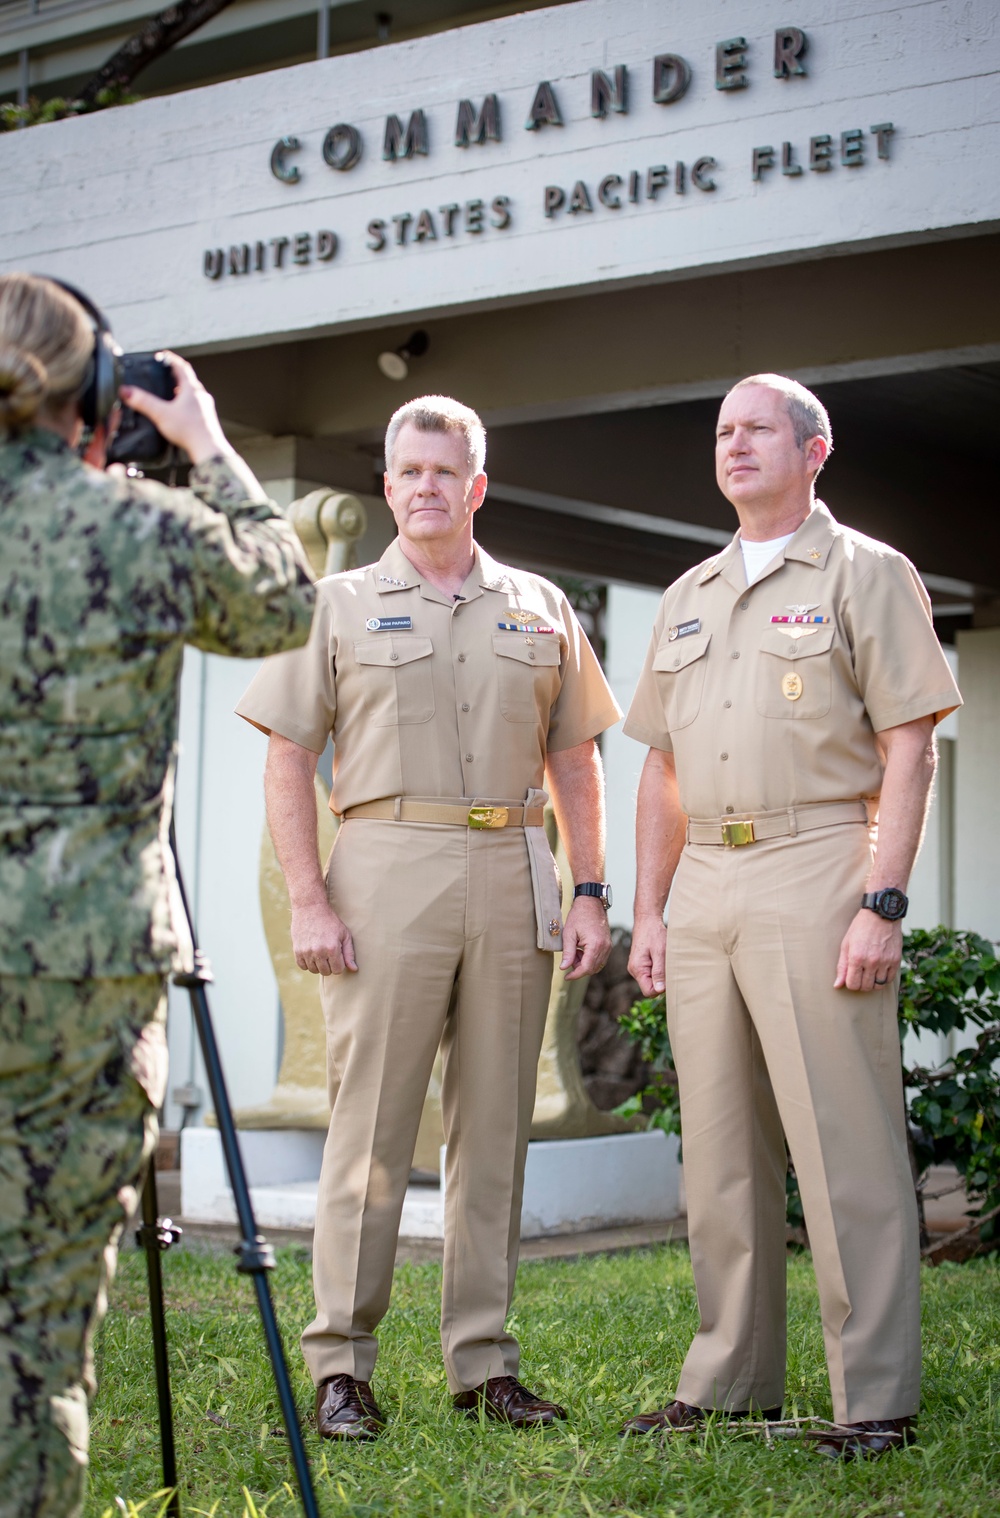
{"left": 524, "top": 788, "right": 563, "bottom": 952}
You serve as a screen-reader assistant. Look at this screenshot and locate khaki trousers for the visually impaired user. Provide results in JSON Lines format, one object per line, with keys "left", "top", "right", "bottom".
{"left": 301, "top": 819, "right": 554, "bottom": 1393}
{"left": 666, "top": 822, "right": 920, "bottom": 1424}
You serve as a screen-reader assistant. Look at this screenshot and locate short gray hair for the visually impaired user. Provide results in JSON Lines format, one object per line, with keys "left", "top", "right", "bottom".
{"left": 384, "top": 394, "right": 486, "bottom": 476}
{"left": 727, "top": 373, "right": 833, "bottom": 458}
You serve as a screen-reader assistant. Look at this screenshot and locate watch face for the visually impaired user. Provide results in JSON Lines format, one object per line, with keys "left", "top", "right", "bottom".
{"left": 879, "top": 888, "right": 907, "bottom": 920}
{"left": 603, "top": 883, "right": 613, "bottom": 910}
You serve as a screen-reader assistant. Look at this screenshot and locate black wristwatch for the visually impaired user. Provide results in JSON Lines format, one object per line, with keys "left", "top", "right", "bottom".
{"left": 574, "top": 881, "right": 613, "bottom": 912}
{"left": 861, "top": 887, "right": 908, "bottom": 922}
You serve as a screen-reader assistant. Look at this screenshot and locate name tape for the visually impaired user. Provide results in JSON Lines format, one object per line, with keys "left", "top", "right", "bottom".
{"left": 366, "top": 615, "right": 412, "bottom": 631}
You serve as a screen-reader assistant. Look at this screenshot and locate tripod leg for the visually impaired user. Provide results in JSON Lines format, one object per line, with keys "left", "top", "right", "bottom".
{"left": 139, "top": 1166, "right": 181, "bottom": 1517}
{"left": 185, "top": 977, "right": 319, "bottom": 1518}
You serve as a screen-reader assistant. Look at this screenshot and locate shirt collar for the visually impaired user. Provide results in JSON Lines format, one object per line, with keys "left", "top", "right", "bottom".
{"left": 0, "top": 426, "right": 73, "bottom": 462}
{"left": 373, "top": 539, "right": 419, "bottom": 593}
{"left": 696, "top": 501, "right": 836, "bottom": 589}
{"left": 783, "top": 500, "right": 837, "bottom": 570}
{"left": 696, "top": 529, "right": 743, "bottom": 588}
{"left": 474, "top": 544, "right": 518, "bottom": 596}
{"left": 373, "top": 538, "right": 512, "bottom": 605}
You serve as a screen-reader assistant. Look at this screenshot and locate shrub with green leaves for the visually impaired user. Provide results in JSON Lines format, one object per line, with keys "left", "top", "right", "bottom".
{"left": 0, "top": 89, "right": 137, "bottom": 132}
{"left": 616, "top": 926, "right": 1000, "bottom": 1252}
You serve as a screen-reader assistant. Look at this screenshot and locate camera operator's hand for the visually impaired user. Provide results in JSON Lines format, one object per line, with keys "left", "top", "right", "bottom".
{"left": 120, "top": 351, "right": 235, "bottom": 467}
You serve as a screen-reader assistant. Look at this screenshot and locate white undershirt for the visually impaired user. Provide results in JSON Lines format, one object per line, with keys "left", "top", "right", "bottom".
{"left": 740, "top": 532, "right": 795, "bottom": 586}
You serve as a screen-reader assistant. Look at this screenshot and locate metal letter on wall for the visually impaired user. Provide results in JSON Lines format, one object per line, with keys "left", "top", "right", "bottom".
{"left": 323, "top": 123, "right": 363, "bottom": 170}
{"left": 270, "top": 135, "right": 302, "bottom": 183}
{"left": 455, "top": 94, "right": 501, "bottom": 147}
{"left": 383, "top": 109, "right": 429, "bottom": 160}
{"left": 525, "top": 80, "right": 563, "bottom": 130}
{"left": 590, "top": 66, "right": 628, "bottom": 119}
{"left": 691, "top": 156, "right": 718, "bottom": 190}
{"left": 870, "top": 122, "right": 895, "bottom": 159}
{"left": 716, "top": 36, "right": 749, "bottom": 91}
{"left": 773, "top": 27, "right": 808, "bottom": 78}
{"left": 652, "top": 53, "right": 692, "bottom": 105}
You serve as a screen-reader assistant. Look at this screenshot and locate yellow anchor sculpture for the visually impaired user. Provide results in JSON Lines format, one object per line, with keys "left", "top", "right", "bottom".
{"left": 233, "top": 488, "right": 633, "bottom": 1157}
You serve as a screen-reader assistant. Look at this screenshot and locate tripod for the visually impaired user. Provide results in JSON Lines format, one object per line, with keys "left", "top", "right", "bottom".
{"left": 136, "top": 835, "right": 319, "bottom": 1517}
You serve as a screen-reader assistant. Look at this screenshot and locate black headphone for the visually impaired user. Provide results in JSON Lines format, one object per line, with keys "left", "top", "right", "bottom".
{"left": 46, "top": 278, "right": 122, "bottom": 430}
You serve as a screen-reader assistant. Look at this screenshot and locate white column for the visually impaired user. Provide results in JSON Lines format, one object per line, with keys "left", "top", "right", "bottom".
{"left": 955, "top": 628, "right": 1000, "bottom": 941}
{"left": 906, "top": 647, "right": 959, "bottom": 931}
{"left": 603, "top": 582, "right": 664, "bottom": 926}
{"left": 165, "top": 646, "right": 276, "bottom": 1130}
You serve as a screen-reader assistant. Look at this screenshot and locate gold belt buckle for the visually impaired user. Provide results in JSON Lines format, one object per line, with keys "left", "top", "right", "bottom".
{"left": 721, "top": 819, "right": 756, "bottom": 847}
{"left": 468, "top": 805, "right": 509, "bottom": 830}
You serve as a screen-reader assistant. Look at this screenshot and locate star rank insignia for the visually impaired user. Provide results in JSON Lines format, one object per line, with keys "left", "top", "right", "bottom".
{"left": 378, "top": 573, "right": 408, "bottom": 587}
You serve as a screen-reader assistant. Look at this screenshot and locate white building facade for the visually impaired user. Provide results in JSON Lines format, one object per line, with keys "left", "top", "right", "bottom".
{"left": 3, "top": 0, "right": 998, "bottom": 1127}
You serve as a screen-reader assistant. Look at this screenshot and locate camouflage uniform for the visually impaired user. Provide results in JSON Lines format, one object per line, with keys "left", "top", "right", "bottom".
{"left": 0, "top": 427, "right": 315, "bottom": 1517}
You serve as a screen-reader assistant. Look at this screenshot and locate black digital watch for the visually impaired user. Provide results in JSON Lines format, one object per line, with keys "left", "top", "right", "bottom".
{"left": 861, "top": 888, "right": 909, "bottom": 922}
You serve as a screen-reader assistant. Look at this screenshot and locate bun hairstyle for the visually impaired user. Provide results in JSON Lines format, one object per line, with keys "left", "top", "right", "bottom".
{"left": 0, "top": 273, "right": 94, "bottom": 436}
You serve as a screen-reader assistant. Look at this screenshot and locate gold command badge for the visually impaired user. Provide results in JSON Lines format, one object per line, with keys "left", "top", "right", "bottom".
{"left": 667, "top": 625, "right": 679, "bottom": 642}
{"left": 782, "top": 672, "right": 804, "bottom": 701}
{"left": 509, "top": 609, "right": 541, "bottom": 624}
{"left": 548, "top": 918, "right": 562, "bottom": 936}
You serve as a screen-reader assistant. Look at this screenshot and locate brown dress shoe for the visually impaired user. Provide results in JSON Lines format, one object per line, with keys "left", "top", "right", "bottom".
{"left": 315, "top": 1374, "right": 386, "bottom": 1440}
{"left": 453, "top": 1375, "right": 567, "bottom": 1427}
{"left": 619, "top": 1400, "right": 783, "bottom": 1436}
{"left": 809, "top": 1417, "right": 916, "bottom": 1460}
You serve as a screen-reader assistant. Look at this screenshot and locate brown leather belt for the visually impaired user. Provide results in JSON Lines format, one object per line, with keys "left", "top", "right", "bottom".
{"left": 342, "top": 797, "right": 545, "bottom": 829}
{"left": 687, "top": 800, "right": 869, "bottom": 847}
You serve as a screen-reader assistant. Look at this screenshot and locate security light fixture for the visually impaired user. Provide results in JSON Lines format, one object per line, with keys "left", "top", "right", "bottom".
{"left": 377, "top": 329, "right": 429, "bottom": 381}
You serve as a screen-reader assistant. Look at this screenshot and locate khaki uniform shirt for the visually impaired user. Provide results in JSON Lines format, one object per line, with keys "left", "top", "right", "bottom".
{"left": 623, "top": 502, "right": 961, "bottom": 819}
{"left": 237, "top": 539, "right": 621, "bottom": 810}
{"left": 0, "top": 429, "right": 315, "bottom": 978}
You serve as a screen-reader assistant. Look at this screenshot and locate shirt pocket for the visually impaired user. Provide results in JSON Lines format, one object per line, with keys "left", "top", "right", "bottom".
{"left": 651, "top": 632, "right": 712, "bottom": 732}
{"left": 353, "top": 636, "right": 435, "bottom": 726}
{"left": 492, "top": 633, "right": 563, "bottom": 723}
{"left": 755, "top": 624, "right": 836, "bottom": 719}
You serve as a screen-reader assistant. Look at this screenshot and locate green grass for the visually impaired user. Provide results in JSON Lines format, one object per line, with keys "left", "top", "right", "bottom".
{"left": 89, "top": 1243, "right": 1000, "bottom": 1517}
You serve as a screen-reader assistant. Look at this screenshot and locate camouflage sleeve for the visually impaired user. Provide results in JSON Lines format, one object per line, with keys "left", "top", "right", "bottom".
{"left": 168, "top": 453, "right": 316, "bottom": 658}
{"left": 189, "top": 453, "right": 272, "bottom": 513}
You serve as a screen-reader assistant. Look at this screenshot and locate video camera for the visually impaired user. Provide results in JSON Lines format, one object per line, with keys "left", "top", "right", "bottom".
{"left": 50, "top": 278, "right": 178, "bottom": 470}
{"left": 107, "top": 352, "right": 177, "bottom": 470}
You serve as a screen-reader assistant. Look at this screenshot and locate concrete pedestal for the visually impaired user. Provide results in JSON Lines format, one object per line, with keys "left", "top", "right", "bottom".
{"left": 180, "top": 1127, "right": 680, "bottom": 1239}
